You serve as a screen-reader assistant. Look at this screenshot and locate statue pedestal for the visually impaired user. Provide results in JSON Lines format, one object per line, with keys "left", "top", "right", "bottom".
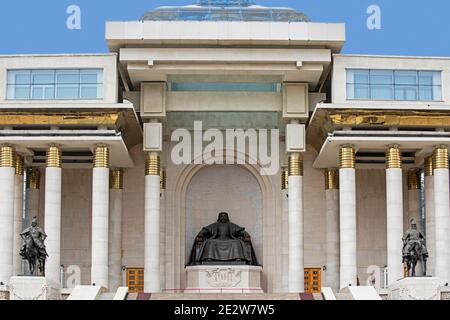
{"left": 9, "top": 276, "right": 61, "bottom": 300}
{"left": 388, "top": 277, "right": 443, "bottom": 300}
{"left": 185, "top": 265, "right": 263, "bottom": 294}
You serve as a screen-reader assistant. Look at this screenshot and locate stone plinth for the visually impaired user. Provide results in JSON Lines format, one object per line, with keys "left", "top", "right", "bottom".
{"left": 185, "top": 265, "right": 263, "bottom": 294}
{"left": 388, "top": 277, "right": 442, "bottom": 300}
{"left": 9, "top": 277, "right": 61, "bottom": 300}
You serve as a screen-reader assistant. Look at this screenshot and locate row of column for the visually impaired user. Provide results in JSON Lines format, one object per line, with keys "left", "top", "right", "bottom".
{"left": 320, "top": 145, "right": 450, "bottom": 290}
{"left": 0, "top": 144, "right": 127, "bottom": 291}
{"left": 285, "top": 144, "right": 450, "bottom": 292}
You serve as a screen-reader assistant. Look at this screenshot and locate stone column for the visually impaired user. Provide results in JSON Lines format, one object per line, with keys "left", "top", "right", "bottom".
{"left": 339, "top": 146, "right": 357, "bottom": 289}
{"left": 13, "top": 155, "right": 24, "bottom": 276}
{"left": 144, "top": 153, "right": 161, "bottom": 293}
{"left": 424, "top": 156, "right": 435, "bottom": 276}
{"left": 433, "top": 146, "right": 450, "bottom": 283}
{"left": 91, "top": 146, "right": 110, "bottom": 288}
{"left": 44, "top": 145, "right": 62, "bottom": 286}
{"left": 281, "top": 168, "right": 289, "bottom": 291}
{"left": 159, "top": 169, "right": 166, "bottom": 291}
{"left": 325, "top": 168, "right": 339, "bottom": 292}
{"left": 288, "top": 154, "right": 304, "bottom": 293}
{"left": 25, "top": 168, "right": 41, "bottom": 227}
{"left": 0, "top": 146, "right": 16, "bottom": 285}
{"left": 108, "top": 168, "right": 123, "bottom": 291}
{"left": 407, "top": 170, "right": 422, "bottom": 229}
{"left": 385, "top": 145, "right": 404, "bottom": 284}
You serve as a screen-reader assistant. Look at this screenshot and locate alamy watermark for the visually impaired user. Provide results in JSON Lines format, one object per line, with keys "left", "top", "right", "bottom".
{"left": 367, "top": 4, "right": 382, "bottom": 30}
{"left": 171, "top": 121, "right": 280, "bottom": 176}
{"left": 66, "top": 5, "right": 81, "bottom": 30}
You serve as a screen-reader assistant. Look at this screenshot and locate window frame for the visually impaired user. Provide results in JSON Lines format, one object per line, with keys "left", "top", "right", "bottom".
{"left": 6, "top": 68, "right": 104, "bottom": 101}
{"left": 346, "top": 69, "right": 442, "bottom": 102}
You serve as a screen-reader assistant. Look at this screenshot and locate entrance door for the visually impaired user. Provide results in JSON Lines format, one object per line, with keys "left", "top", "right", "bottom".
{"left": 304, "top": 268, "right": 322, "bottom": 293}
{"left": 126, "top": 268, "right": 144, "bottom": 293}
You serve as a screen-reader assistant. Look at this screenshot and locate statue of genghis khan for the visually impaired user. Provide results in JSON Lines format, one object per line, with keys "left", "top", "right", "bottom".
{"left": 188, "top": 212, "right": 259, "bottom": 266}
{"left": 402, "top": 218, "right": 428, "bottom": 277}
{"left": 20, "top": 217, "right": 48, "bottom": 276}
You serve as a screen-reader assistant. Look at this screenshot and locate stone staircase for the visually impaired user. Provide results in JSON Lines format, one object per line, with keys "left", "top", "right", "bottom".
{"left": 125, "top": 292, "right": 324, "bottom": 300}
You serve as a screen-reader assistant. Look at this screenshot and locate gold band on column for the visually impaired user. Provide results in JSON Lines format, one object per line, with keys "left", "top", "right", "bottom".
{"left": 145, "top": 154, "right": 160, "bottom": 176}
{"left": 0, "top": 145, "right": 15, "bottom": 168}
{"left": 94, "top": 145, "right": 109, "bottom": 168}
{"left": 407, "top": 170, "right": 421, "bottom": 190}
{"left": 110, "top": 169, "right": 123, "bottom": 190}
{"left": 433, "top": 146, "right": 449, "bottom": 170}
{"left": 26, "top": 168, "right": 41, "bottom": 190}
{"left": 46, "top": 145, "right": 62, "bottom": 168}
{"left": 424, "top": 156, "right": 434, "bottom": 177}
{"left": 386, "top": 145, "right": 402, "bottom": 169}
{"left": 160, "top": 170, "right": 166, "bottom": 190}
{"left": 281, "top": 169, "right": 289, "bottom": 190}
{"left": 325, "top": 168, "right": 339, "bottom": 190}
{"left": 288, "top": 155, "right": 303, "bottom": 176}
{"left": 339, "top": 146, "right": 355, "bottom": 169}
{"left": 14, "top": 154, "right": 24, "bottom": 176}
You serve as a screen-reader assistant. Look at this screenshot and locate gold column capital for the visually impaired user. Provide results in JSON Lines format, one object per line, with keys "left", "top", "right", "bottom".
{"left": 0, "top": 145, "right": 15, "bottom": 168}
{"left": 46, "top": 145, "right": 62, "bottom": 168}
{"left": 325, "top": 168, "right": 339, "bottom": 190}
{"left": 281, "top": 169, "right": 289, "bottom": 190}
{"left": 433, "top": 146, "right": 449, "bottom": 170}
{"left": 339, "top": 146, "right": 355, "bottom": 169}
{"left": 407, "top": 170, "right": 421, "bottom": 190}
{"left": 288, "top": 154, "right": 303, "bottom": 176}
{"left": 14, "top": 154, "right": 24, "bottom": 175}
{"left": 160, "top": 169, "right": 167, "bottom": 190}
{"left": 110, "top": 169, "right": 123, "bottom": 190}
{"left": 145, "top": 153, "right": 161, "bottom": 176}
{"left": 94, "top": 145, "right": 109, "bottom": 168}
{"left": 26, "top": 168, "right": 41, "bottom": 190}
{"left": 386, "top": 145, "right": 402, "bottom": 169}
{"left": 424, "top": 156, "right": 434, "bottom": 177}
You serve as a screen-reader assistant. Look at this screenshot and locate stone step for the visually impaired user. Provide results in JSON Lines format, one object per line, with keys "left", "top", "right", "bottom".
{"left": 146, "top": 293, "right": 303, "bottom": 300}
{"left": 97, "top": 293, "right": 116, "bottom": 300}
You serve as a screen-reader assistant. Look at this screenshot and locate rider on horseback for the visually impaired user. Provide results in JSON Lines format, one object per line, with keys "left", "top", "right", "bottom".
{"left": 402, "top": 218, "right": 428, "bottom": 264}
{"left": 20, "top": 216, "right": 48, "bottom": 262}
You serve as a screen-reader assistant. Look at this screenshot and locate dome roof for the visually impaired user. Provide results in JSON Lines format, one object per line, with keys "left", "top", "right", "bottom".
{"left": 141, "top": 0, "right": 310, "bottom": 22}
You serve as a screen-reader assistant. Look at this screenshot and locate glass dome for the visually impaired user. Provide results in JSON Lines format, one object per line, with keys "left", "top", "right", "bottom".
{"left": 141, "top": 0, "right": 310, "bottom": 22}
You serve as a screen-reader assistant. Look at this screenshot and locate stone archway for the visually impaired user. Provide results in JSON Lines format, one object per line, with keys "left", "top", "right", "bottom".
{"left": 170, "top": 149, "right": 277, "bottom": 292}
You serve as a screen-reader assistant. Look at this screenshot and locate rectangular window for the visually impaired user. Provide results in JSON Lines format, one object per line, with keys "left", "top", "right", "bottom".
{"left": 168, "top": 82, "right": 282, "bottom": 92}
{"left": 346, "top": 69, "right": 442, "bottom": 101}
{"left": 7, "top": 69, "right": 103, "bottom": 100}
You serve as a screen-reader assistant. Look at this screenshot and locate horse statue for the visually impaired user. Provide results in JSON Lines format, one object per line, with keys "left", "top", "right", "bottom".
{"left": 402, "top": 219, "right": 428, "bottom": 277}
{"left": 20, "top": 217, "right": 48, "bottom": 276}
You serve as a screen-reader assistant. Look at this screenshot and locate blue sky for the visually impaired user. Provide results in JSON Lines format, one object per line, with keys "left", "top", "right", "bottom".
{"left": 0, "top": 0, "right": 449, "bottom": 56}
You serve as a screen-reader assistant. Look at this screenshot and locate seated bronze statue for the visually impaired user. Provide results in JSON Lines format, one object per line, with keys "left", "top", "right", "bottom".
{"left": 188, "top": 212, "right": 258, "bottom": 266}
